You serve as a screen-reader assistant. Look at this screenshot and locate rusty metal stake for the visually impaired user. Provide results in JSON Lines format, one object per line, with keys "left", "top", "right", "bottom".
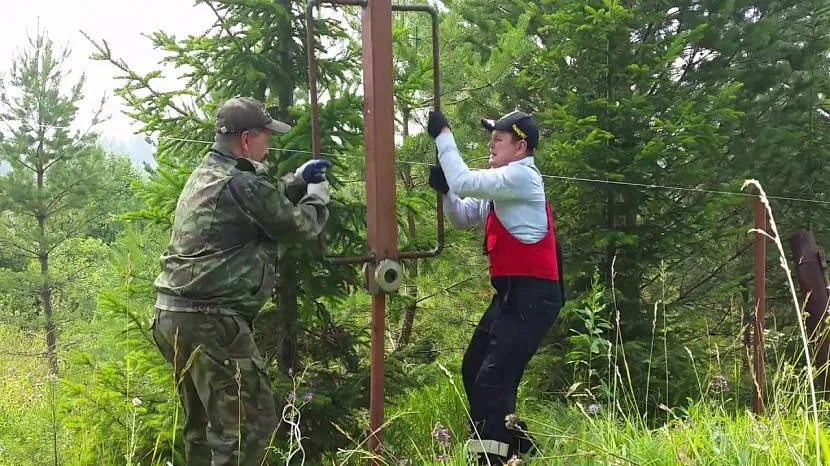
{"left": 790, "top": 230, "right": 830, "bottom": 397}
{"left": 751, "top": 195, "right": 767, "bottom": 414}
{"left": 362, "top": 0, "right": 397, "bottom": 461}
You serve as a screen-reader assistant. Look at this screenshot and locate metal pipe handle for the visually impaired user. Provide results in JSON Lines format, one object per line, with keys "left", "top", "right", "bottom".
{"left": 306, "top": 0, "right": 445, "bottom": 264}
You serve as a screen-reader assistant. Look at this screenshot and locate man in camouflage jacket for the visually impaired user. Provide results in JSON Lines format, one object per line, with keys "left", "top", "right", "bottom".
{"left": 151, "top": 97, "right": 332, "bottom": 465}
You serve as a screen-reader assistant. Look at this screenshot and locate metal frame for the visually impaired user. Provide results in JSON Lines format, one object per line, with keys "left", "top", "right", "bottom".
{"left": 306, "top": 0, "right": 444, "bottom": 265}
{"left": 305, "top": 1, "right": 444, "bottom": 462}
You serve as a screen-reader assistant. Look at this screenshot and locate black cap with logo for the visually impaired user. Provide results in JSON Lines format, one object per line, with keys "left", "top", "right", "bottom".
{"left": 480, "top": 110, "right": 539, "bottom": 152}
{"left": 215, "top": 97, "right": 291, "bottom": 134}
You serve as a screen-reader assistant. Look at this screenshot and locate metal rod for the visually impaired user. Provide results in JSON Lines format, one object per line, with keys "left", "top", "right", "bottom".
{"left": 362, "top": 0, "right": 397, "bottom": 461}
{"left": 306, "top": 0, "right": 321, "bottom": 160}
{"left": 307, "top": 0, "right": 373, "bottom": 264}
{"left": 369, "top": 293, "right": 386, "bottom": 464}
{"left": 306, "top": 0, "right": 376, "bottom": 264}
{"left": 391, "top": 3, "right": 434, "bottom": 12}
{"left": 327, "top": 253, "right": 375, "bottom": 264}
{"left": 395, "top": 3, "right": 444, "bottom": 260}
{"left": 306, "top": 0, "right": 329, "bottom": 257}
{"left": 752, "top": 195, "right": 767, "bottom": 414}
{"left": 430, "top": 5, "right": 445, "bottom": 258}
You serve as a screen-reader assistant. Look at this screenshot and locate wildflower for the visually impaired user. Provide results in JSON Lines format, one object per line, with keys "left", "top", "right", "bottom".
{"left": 587, "top": 403, "right": 601, "bottom": 415}
{"left": 288, "top": 368, "right": 295, "bottom": 378}
{"left": 436, "top": 454, "right": 446, "bottom": 462}
{"left": 303, "top": 391, "right": 313, "bottom": 403}
{"left": 287, "top": 391, "right": 297, "bottom": 403}
{"left": 432, "top": 422, "right": 451, "bottom": 446}
{"left": 506, "top": 456, "right": 524, "bottom": 466}
{"left": 504, "top": 413, "right": 520, "bottom": 430}
{"left": 132, "top": 397, "right": 142, "bottom": 407}
{"left": 709, "top": 375, "right": 728, "bottom": 393}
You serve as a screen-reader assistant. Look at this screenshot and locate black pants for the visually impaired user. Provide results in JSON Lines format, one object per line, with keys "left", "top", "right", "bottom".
{"left": 462, "top": 276, "right": 562, "bottom": 446}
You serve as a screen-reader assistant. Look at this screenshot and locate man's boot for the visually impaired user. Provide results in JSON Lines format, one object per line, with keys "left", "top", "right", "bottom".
{"left": 505, "top": 414, "right": 538, "bottom": 458}
{"left": 468, "top": 452, "right": 525, "bottom": 466}
{"left": 466, "top": 439, "right": 510, "bottom": 465}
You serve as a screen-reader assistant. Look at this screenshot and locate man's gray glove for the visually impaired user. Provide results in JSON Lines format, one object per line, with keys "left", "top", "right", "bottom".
{"left": 306, "top": 180, "right": 331, "bottom": 204}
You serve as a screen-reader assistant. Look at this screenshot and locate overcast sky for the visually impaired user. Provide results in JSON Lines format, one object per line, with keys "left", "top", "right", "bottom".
{"left": 2, "top": 1, "right": 216, "bottom": 163}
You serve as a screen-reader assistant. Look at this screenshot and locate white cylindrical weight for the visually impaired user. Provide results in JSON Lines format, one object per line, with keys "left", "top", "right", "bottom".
{"left": 374, "top": 259, "right": 403, "bottom": 293}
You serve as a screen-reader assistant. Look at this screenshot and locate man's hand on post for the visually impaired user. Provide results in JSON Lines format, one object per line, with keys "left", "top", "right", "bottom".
{"left": 427, "top": 111, "right": 450, "bottom": 139}
{"left": 428, "top": 165, "right": 449, "bottom": 194}
{"left": 295, "top": 159, "right": 332, "bottom": 184}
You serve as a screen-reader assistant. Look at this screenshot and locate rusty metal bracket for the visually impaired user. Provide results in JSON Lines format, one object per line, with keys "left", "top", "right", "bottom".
{"left": 306, "top": 0, "right": 445, "bottom": 265}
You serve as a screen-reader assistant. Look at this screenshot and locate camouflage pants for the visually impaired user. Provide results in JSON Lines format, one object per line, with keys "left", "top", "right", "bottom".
{"left": 152, "top": 309, "right": 278, "bottom": 466}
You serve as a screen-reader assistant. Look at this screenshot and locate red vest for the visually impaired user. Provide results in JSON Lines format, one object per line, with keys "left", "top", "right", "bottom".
{"left": 484, "top": 202, "right": 559, "bottom": 280}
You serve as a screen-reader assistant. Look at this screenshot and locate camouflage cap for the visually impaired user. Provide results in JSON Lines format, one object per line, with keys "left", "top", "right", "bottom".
{"left": 216, "top": 97, "right": 291, "bottom": 134}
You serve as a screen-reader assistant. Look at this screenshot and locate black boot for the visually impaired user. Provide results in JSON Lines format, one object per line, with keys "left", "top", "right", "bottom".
{"left": 505, "top": 415, "right": 538, "bottom": 458}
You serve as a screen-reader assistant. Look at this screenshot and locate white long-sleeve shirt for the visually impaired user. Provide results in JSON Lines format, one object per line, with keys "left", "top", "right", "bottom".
{"left": 436, "top": 131, "right": 548, "bottom": 244}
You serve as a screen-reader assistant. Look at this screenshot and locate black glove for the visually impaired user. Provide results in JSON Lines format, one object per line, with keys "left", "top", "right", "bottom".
{"left": 428, "top": 164, "right": 449, "bottom": 194}
{"left": 427, "top": 110, "right": 450, "bottom": 139}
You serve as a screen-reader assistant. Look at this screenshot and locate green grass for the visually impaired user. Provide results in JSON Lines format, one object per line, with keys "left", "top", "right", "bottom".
{"left": 5, "top": 318, "right": 830, "bottom": 466}
{"left": 0, "top": 324, "right": 55, "bottom": 466}
{"left": 4, "top": 184, "right": 830, "bottom": 465}
{"left": 373, "top": 369, "right": 830, "bottom": 466}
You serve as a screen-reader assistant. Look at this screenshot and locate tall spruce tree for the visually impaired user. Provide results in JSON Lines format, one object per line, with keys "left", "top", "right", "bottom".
{"left": 0, "top": 30, "right": 107, "bottom": 375}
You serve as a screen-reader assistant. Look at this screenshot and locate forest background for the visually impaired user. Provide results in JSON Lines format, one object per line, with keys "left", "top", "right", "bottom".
{"left": 3, "top": 0, "right": 830, "bottom": 464}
